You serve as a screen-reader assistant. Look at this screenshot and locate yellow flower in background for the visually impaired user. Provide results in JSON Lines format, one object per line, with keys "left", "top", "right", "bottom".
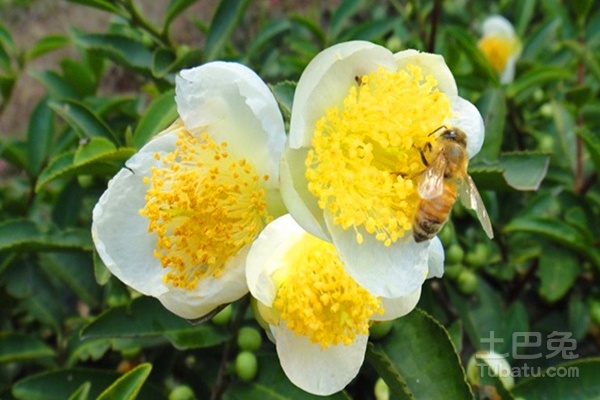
{"left": 280, "top": 41, "right": 484, "bottom": 299}
{"left": 477, "top": 15, "right": 522, "bottom": 84}
{"left": 92, "top": 62, "right": 287, "bottom": 319}
{"left": 246, "top": 214, "right": 431, "bottom": 395}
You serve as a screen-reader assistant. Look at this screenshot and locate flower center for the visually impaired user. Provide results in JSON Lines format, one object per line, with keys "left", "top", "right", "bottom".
{"left": 477, "top": 36, "right": 514, "bottom": 73}
{"left": 305, "top": 65, "right": 452, "bottom": 246}
{"left": 140, "top": 129, "right": 272, "bottom": 290}
{"left": 272, "top": 233, "right": 382, "bottom": 348}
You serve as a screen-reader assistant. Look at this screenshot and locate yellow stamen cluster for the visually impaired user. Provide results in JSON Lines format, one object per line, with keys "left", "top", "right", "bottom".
{"left": 477, "top": 36, "right": 515, "bottom": 73}
{"left": 273, "top": 234, "right": 383, "bottom": 349}
{"left": 306, "top": 65, "right": 452, "bottom": 246}
{"left": 140, "top": 129, "right": 271, "bottom": 290}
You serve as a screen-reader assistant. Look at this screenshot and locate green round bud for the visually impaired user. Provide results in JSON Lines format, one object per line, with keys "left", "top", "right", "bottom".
{"left": 466, "top": 351, "right": 514, "bottom": 389}
{"left": 169, "top": 385, "right": 196, "bottom": 400}
{"left": 438, "top": 224, "right": 454, "bottom": 247}
{"left": 457, "top": 270, "right": 478, "bottom": 295}
{"left": 237, "top": 326, "right": 262, "bottom": 352}
{"left": 369, "top": 320, "right": 394, "bottom": 340}
{"left": 374, "top": 377, "right": 390, "bottom": 400}
{"left": 235, "top": 351, "right": 258, "bottom": 382}
{"left": 446, "top": 244, "right": 464, "bottom": 265}
{"left": 590, "top": 300, "right": 600, "bottom": 326}
{"left": 464, "top": 243, "right": 489, "bottom": 267}
{"left": 540, "top": 103, "right": 553, "bottom": 117}
{"left": 444, "top": 263, "right": 464, "bottom": 279}
{"left": 211, "top": 304, "right": 233, "bottom": 326}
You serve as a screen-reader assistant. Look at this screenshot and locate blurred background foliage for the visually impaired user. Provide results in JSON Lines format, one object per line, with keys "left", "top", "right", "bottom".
{"left": 0, "top": 0, "right": 599, "bottom": 399}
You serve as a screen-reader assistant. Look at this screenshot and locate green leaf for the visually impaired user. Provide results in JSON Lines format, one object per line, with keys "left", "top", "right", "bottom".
{"left": 35, "top": 146, "right": 134, "bottom": 191}
{"left": 569, "top": 296, "right": 590, "bottom": 341}
{"left": 82, "top": 296, "right": 222, "bottom": 342}
{"left": 538, "top": 246, "right": 581, "bottom": 303}
{"left": 338, "top": 16, "right": 397, "bottom": 42}
{"left": 245, "top": 19, "right": 292, "bottom": 61}
{"left": 270, "top": 81, "right": 296, "bottom": 120}
{"left": 504, "top": 217, "right": 589, "bottom": 253}
{"left": 97, "top": 363, "right": 152, "bottom": 400}
{"left": 48, "top": 99, "right": 117, "bottom": 143}
{"left": 0, "top": 219, "right": 93, "bottom": 252}
{"left": 521, "top": 18, "right": 561, "bottom": 61}
{"left": 446, "top": 279, "right": 506, "bottom": 354}
{"left": 470, "top": 151, "right": 550, "bottom": 191}
{"left": 27, "top": 35, "right": 70, "bottom": 61}
{"left": 474, "top": 88, "right": 506, "bottom": 162}
{"left": 26, "top": 97, "right": 55, "bottom": 176}
{"left": 223, "top": 353, "right": 351, "bottom": 400}
{"left": 163, "top": 0, "right": 197, "bottom": 32}
{"left": 12, "top": 368, "right": 165, "bottom": 400}
{"left": 93, "top": 251, "right": 112, "bottom": 286}
{"left": 41, "top": 252, "right": 101, "bottom": 307}
{"left": 65, "top": 0, "right": 126, "bottom": 15}
{"left": 60, "top": 59, "right": 98, "bottom": 98}
{"left": 151, "top": 48, "right": 176, "bottom": 78}
{"left": 367, "top": 309, "right": 473, "bottom": 399}
{"left": 515, "top": 0, "right": 537, "bottom": 37}
{"left": 30, "top": 69, "right": 80, "bottom": 99}
{"left": 551, "top": 100, "right": 576, "bottom": 171}
{"left": 513, "top": 359, "right": 600, "bottom": 399}
{"left": 0, "top": 332, "right": 54, "bottom": 364}
{"left": 507, "top": 67, "right": 572, "bottom": 102}
{"left": 73, "top": 32, "right": 153, "bottom": 75}
{"left": 445, "top": 26, "right": 499, "bottom": 84}
{"left": 576, "top": 127, "right": 600, "bottom": 173}
{"left": 163, "top": 324, "right": 230, "bottom": 350}
{"left": 133, "top": 89, "right": 177, "bottom": 149}
{"left": 68, "top": 382, "right": 91, "bottom": 400}
{"left": 329, "top": 0, "right": 364, "bottom": 41}
{"left": 204, "top": 0, "right": 250, "bottom": 61}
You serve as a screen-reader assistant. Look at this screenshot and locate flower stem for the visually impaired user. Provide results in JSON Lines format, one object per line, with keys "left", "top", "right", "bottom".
{"left": 427, "top": 0, "right": 442, "bottom": 53}
{"left": 210, "top": 296, "right": 249, "bottom": 400}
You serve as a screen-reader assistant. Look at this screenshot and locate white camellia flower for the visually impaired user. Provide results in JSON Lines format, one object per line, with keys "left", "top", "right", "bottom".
{"left": 92, "top": 61, "right": 286, "bottom": 319}
{"left": 477, "top": 15, "right": 522, "bottom": 84}
{"left": 280, "top": 41, "right": 484, "bottom": 299}
{"left": 246, "top": 214, "right": 442, "bottom": 396}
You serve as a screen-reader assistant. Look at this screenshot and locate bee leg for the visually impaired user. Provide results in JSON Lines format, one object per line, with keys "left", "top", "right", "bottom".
{"left": 419, "top": 142, "right": 433, "bottom": 167}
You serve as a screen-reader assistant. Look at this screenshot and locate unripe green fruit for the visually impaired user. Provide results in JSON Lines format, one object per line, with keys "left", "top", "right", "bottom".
{"left": 464, "top": 243, "right": 489, "bottom": 267}
{"left": 235, "top": 351, "right": 258, "bottom": 382}
{"left": 169, "top": 385, "right": 196, "bottom": 400}
{"left": 211, "top": 304, "right": 233, "bottom": 326}
{"left": 237, "top": 326, "right": 262, "bottom": 352}
{"left": 438, "top": 224, "right": 454, "bottom": 247}
{"left": 374, "top": 377, "right": 390, "bottom": 400}
{"left": 444, "top": 263, "right": 464, "bottom": 279}
{"left": 369, "top": 320, "right": 394, "bottom": 340}
{"left": 457, "top": 270, "right": 478, "bottom": 295}
{"left": 445, "top": 244, "right": 464, "bottom": 265}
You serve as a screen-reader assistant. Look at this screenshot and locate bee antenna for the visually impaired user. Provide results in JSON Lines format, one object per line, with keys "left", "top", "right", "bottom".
{"left": 427, "top": 125, "right": 447, "bottom": 137}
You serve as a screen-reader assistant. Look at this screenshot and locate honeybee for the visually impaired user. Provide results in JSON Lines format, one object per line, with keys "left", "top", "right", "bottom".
{"left": 413, "top": 126, "right": 494, "bottom": 243}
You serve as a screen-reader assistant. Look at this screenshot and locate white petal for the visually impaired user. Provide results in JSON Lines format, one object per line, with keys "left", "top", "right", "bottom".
{"left": 500, "top": 53, "right": 518, "bottom": 84}
{"left": 246, "top": 215, "right": 307, "bottom": 307}
{"left": 426, "top": 236, "right": 445, "bottom": 279}
{"left": 325, "top": 213, "right": 429, "bottom": 298}
{"left": 394, "top": 51, "right": 458, "bottom": 97}
{"left": 175, "top": 61, "right": 285, "bottom": 187}
{"left": 289, "top": 41, "right": 396, "bottom": 149}
{"left": 373, "top": 287, "right": 421, "bottom": 321}
{"left": 158, "top": 245, "right": 250, "bottom": 319}
{"left": 447, "top": 97, "right": 485, "bottom": 158}
{"left": 92, "top": 131, "right": 179, "bottom": 297}
{"left": 273, "top": 323, "right": 367, "bottom": 396}
{"left": 482, "top": 15, "right": 516, "bottom": 39}
{"left": 279, "top": 146, "right": 330, "bottom": 241}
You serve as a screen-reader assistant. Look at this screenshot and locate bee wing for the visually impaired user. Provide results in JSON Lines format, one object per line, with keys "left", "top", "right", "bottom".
{"left": 418, "top": 154, "right": 446, "bottom": 200}
{"left": 459, "top": 175, "right": 494, "bottom": 239}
